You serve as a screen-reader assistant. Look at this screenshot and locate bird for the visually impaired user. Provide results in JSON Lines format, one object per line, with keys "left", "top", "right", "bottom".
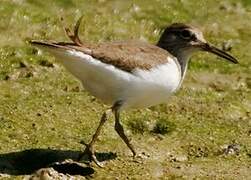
{"left": 30, "top": 17, "right": 238, "bottom": 166}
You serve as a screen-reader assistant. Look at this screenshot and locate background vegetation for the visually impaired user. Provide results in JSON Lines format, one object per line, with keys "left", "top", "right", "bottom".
{"left": 0, "top": 0, "right": 250, "bottom": 179}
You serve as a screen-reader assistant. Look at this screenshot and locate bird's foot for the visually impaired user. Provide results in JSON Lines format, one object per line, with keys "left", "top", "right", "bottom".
{"left": 132, "top": 152, "right": 150, "bottom": 164}
{"left": 78, "top": 144, "right": 104, "bottom": 168}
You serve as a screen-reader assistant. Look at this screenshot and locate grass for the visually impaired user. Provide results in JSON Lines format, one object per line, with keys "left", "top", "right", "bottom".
{"left": 0, "top": 0, "right": 250, "bottom": 179}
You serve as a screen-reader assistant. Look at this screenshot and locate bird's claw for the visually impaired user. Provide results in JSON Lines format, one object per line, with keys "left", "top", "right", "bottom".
{"left": 78, "top": 144, "right": 104, "bottom": 168}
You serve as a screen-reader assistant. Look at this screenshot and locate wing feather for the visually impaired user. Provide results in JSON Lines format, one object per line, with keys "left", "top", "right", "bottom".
{"left": 30, "top": 40, "right": 173, "bottom": 72}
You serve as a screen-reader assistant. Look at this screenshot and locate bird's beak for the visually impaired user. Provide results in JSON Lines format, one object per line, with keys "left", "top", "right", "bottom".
{"left": 200, "top": 42, "right": 238, "bottom": 64}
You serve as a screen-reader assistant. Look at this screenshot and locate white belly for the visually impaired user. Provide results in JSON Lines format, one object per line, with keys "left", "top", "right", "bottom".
{"left": 45, "top": 48, "right": 182, "bottom": 110}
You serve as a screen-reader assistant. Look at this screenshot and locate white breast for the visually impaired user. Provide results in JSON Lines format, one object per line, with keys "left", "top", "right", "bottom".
{"left": 43, "top": 48, "right": 182, "bottom": 110}
{"left": 124, "top": 57, "right": 181, "bottom": 109}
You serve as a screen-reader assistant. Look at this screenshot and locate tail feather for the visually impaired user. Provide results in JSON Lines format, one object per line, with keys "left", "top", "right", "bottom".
{"left": 30, "top": 40, "right": 70, "bottom": 49}
{"left": 29, "top": 40, "right": 92, "bottom": 55}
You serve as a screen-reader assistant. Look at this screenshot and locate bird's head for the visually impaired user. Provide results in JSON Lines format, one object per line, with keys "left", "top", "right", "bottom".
{"left": 157, "top": 23, "right": 238, "bottom": 64}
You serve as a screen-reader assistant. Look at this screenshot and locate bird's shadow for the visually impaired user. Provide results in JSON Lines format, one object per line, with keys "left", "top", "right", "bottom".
{"left": 0, "top": 148, "right": 117, "bottom": 176}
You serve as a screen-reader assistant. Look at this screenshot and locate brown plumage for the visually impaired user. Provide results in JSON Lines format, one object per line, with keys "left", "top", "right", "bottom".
{"left": 30, "top": 40, "right": 174, "bottom": 72}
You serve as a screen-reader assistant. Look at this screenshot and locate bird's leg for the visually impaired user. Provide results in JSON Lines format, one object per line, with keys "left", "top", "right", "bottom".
{"left": 113, "top": 102, "right": 137, "bottom": 156}
{"left": 78, "top": 109, "right": 111, "bottom": 167}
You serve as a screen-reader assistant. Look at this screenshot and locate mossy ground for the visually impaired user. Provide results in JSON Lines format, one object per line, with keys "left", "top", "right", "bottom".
{"left": 0, "top": 0, "right": 250, "bottom": 179}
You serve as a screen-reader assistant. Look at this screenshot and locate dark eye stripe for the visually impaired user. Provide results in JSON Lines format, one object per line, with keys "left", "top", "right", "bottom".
{"left": 181, "top": 30, "right": 191, "bottom": 37}
{"left": 180, "top": 30, "right": 193, "bottom": 39}
{"left": 171, "top": 29, "right": 196, "bottom": 41}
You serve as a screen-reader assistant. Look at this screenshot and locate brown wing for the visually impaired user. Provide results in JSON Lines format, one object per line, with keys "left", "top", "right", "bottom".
{"left": 30, "top": 40, "right": 173, "bottom": 72}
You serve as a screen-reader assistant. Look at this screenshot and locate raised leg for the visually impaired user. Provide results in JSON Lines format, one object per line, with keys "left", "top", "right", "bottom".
{"left": 78, "top": 109, "right": 111, "bottom": 167}
{"left": 113, "top": 102, "right": 136, "bottom": 156}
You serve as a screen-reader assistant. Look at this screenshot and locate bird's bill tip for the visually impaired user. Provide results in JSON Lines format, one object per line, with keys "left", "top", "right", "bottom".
{"left": 201, "top": 43, "right": 238, "bottom": 64}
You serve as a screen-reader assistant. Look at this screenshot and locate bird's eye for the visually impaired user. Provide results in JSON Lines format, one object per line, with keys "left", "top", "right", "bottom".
{"left": 180, "top": 30, "right": 193, "bottom": 40}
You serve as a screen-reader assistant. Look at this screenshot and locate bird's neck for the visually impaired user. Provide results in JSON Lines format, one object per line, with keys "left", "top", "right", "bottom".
{"left": 157, "top": 45, "right": 190, "bottom": 78}
{"left": 168, "top": 51, "right": 190, "bottom": 91}
{"left": 156, "top": 42, "right": 194, "bottom": 84}
{"left": 176, "top": 52, "right": 190, "bottom": 80}
{"left": 166, "top": 48, "right": 191, "bottom": 81}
